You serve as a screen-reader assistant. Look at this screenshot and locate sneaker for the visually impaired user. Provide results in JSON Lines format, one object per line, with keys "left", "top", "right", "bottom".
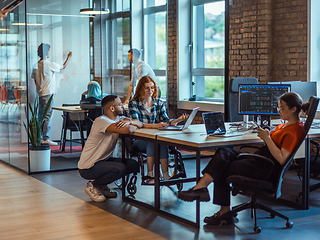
{"left": 177, "top": 187, "right": 210, "bottom": 202}
{"left": 42, "top": 139, "right": 58, "bottom": 146}
{"left": 84, "top": 181, "right": 106, "bottom": 202}
{"left": 97, "top": 185, "right": 117, "bottom": 198}
{"left": 204, "top": 212, "right": 234, "bottom": 225}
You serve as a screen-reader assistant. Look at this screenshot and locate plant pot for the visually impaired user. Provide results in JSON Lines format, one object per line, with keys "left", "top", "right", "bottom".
{"left": 29, "top": 144, "right": 51, "bottom": 172}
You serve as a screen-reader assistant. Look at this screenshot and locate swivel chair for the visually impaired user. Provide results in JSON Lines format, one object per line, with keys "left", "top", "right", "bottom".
{"left": 224, "top": 96, "right": 319, "bottom": 233}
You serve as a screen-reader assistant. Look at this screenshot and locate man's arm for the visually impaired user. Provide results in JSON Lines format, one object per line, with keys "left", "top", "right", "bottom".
{"left": 0, "top": 9, "right": 10, "bottom": 24}
{"left": 61, "top": 51, "right": 72, "bottom": 70}
{"left": 123, "top": 117, "right": 143, "bottom": 128}
{"left": 106, "top": 122, "right": 137, "bottom": 134}
{"left": 124, "top": 85, "right": 133, "bottom": 104}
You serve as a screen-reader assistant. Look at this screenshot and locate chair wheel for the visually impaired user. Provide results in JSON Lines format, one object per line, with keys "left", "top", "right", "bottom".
{"left": 286, "top": 221, "right": 294, "bottom": 228}
{"left": 177, "top": 183, "right": 183, "bottom": 191}
{"left": 219, "top": 219, "right": 227, "bottom": 227}
{"left": 114, "top": 179, "right": 122, "bottom": 188}
{"left": 270, "top": 213, "right": 275, "bottom": 218}
{"left": 254, "top": 226, "right": 261, "bottom": 233}
{"left": 127, "top": 183, "right": 137, "bottom": 195}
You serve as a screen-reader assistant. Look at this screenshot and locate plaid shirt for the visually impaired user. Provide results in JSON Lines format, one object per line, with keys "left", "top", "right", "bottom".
{"left": 129, "top": 98, "right": 172, "bottom": 124}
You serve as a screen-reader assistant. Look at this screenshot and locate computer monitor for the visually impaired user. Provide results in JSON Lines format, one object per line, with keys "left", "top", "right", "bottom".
{"left": 238, "top": 84, "right": 291, "bottom": 116}
{"left": 268, "top": 81, "right": 317, "bottom": 103}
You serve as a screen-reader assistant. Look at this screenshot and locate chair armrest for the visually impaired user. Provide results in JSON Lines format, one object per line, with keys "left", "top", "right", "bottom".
{"left": 237, "top": 153, "right": 275, "bottom": 166}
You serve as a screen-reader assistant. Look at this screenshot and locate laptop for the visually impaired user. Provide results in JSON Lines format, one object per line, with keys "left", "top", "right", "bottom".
{"left": 159, "top": 107, "right": 199, "bottom": 131}
{"left": 202, "top": 112, "right": 244, "bottom": 137}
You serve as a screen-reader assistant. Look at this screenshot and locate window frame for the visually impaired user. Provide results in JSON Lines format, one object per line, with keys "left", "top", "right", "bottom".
{"left": 142, "top": 1, "right": 168, "bottom": 99}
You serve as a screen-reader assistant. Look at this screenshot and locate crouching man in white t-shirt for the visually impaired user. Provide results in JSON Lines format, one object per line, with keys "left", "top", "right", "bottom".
{"left": 78, "top": 95, "right": 143, "bottom": 202}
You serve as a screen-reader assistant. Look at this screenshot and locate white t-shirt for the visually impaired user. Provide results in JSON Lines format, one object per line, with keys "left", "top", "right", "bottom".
{"left": 31, "top": 59, "right": 61, "bottom": 97}
{"left": 130, "top": 60, "right": 158, "bottom": 92}
{"left": 78, "top": 115, "right": 125, "bottom": 169}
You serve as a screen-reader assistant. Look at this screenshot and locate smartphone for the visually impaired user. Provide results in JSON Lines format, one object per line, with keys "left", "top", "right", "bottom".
{"left": 252, "top": 121, "right": 259, "bottom": 128}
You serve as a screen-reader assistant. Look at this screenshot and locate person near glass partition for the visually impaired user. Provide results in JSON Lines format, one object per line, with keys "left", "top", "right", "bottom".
{"left": 177, "top": 92, "right": 309, "bottom": 225}
{"left": 80, "top": 81, "right": 103, "bottom": 134}
{"left": 123, "top": 48, "right": 160, "bottom": 105}
{"left": 78, "top": 95, "right": 141, "bottom": 202}
{"left": 128, "top": 76, "right": 188, "bottom": 184}
{"left": 31, "top": 43, "right": 72, "bottom": 146}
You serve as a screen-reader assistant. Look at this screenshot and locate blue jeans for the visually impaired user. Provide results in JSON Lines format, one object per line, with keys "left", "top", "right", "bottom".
{"left": 78, "top": 157, "right": 139, "bottom": 188}
{"left": 133, "top": 140, "right": 168, "bottom": 159}
{"left": 38, "top": 94, "right": 54, "bottom": 141}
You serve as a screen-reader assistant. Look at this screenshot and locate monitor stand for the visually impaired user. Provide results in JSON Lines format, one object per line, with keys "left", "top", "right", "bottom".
{"left": 243, "top": 115, "right": 249, "bottom": 129}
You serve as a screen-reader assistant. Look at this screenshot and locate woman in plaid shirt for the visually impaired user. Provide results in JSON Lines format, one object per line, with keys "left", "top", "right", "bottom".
{"left": 129, "top": 76, "right": 188, "bottom": 184}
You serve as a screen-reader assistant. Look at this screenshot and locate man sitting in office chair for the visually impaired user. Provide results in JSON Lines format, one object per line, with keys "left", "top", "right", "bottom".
{"left": 78, "top": 95, "right": 143, "bottom": 202}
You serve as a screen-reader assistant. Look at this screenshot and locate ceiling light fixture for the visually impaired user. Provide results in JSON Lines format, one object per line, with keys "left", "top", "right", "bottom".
{"left": 79, "top": 8, "right": 109, "bottom": 15}
{"left": 12, "top": 23, "right": 43, "bottom": 26}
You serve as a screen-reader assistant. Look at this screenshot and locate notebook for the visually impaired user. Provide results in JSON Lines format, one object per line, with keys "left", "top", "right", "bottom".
{"left": 202, "top": 112, "right": 244, "bottom": 137}
{"left": 159, "top": 107, "right": 199, "bottom": 131}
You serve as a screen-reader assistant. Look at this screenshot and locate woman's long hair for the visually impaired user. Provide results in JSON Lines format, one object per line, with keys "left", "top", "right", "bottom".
{"left": 132, "top": 75, "right": 158, "bottom": 100}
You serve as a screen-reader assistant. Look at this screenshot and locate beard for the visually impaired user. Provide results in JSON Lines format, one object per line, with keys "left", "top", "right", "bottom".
{"left": 115, "top": 108, "right": 124, "bottom": 116}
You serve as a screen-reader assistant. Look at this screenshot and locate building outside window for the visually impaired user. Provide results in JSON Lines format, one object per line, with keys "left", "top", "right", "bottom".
{"left": 191, "top": 0, "right": 225, "bottom": 102}
{"left": 143, "top": 0, "right": 167, "bottom": 98}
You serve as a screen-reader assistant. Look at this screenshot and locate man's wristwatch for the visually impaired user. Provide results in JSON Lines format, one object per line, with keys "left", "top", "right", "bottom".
{"left": 128, "top": 119, "right": 133, "bottom": 125}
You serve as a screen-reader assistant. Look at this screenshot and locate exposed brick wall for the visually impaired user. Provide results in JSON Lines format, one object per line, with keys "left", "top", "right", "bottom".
{"left": 166, "top": 0, "right": 307, "bottom": 123}
{"left": 229, "top": 0, "right": 308, "bottom": 83}
{"left": 167, "top": 0, "right": 178, "bottom": 118}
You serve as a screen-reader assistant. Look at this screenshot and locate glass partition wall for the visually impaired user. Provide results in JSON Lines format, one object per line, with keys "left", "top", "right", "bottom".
{"left": 0, "top": 0, "right": 123, "bottom": 173}
{"left": 0, "top": 3, "right": 28, "bottom": 172}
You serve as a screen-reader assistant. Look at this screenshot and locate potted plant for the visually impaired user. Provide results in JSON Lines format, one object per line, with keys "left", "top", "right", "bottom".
{"left": 24, "top": 94, "right": 53, "bottom": 172}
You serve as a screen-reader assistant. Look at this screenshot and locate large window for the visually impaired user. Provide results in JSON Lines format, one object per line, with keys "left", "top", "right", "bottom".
{"left": 191, "top": 0, "right": 225, "bottom": 101}
{"left": 103, "top": 0, "right": 131, "bottom": 96}
{"left": 143, "top": 1, "right": 167, "bottom": 98}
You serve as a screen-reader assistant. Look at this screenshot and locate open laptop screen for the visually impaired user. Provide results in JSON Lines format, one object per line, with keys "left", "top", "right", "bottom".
{"left": 202, "top": 112, "right": 226, "bottom": 135}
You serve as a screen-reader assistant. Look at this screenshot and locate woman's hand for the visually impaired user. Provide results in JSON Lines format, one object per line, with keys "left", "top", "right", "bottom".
{"left": 177, "top": 113, "right": 189, "bottom": 122}
{"left": 157, "top": 122, "right": 169, "bottom": 129}
{"left": 257, "top": 126, "right": 270, "bottom": 141}
{"left": 170, "top": 113, "right": 189, "bottom": 126}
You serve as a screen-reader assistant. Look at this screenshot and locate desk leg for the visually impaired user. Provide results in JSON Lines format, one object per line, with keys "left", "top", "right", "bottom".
{"left": 196, "top": 149, "right": 200, "bottom": 228}
{"left": 302, "top": 137, "right": 310, "bottom": 210}
{"left": 79, "top": 119, "right": 85, "bottom": 149}
{"left": 62, "top": 113, "right": 68, "bottom": 151}
{"left": 154, "top": 142, "right": 160, "bottom": 210}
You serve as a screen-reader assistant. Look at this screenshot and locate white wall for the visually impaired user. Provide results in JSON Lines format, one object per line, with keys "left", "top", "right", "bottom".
{"left": 26, "top": 0, "right": 91, "bottom": 141}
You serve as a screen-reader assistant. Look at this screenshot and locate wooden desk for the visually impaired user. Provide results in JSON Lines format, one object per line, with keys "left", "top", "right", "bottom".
{"left": 52, "top": 106, "right": 88, "bottom": 151}
{"left": 123, "top": 123, "right": 319, "bottom": 227}
{"left": 122, "top": 124, "right": 263, "bottom": 228}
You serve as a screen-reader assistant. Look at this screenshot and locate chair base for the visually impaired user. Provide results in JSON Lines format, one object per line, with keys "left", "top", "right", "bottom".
{"left": 224, "top": 194, "right": 293, "bottom": 233}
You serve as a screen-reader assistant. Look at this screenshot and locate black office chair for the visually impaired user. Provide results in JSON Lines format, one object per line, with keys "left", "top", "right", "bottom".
{"left": 229, "top": 77, "right": 259, "bottom": 122}
{"left": 224, "top": 96, "right": 319, "bottom": 233}
{"left": 60, "top": 104, "right": 87, "bottom": 153}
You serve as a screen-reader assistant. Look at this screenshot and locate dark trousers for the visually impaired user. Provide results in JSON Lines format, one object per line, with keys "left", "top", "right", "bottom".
{"left": 202, "top": 147, "right": 275, "bottom": 206}
{"left": 78, "top": 157, "right": 139, "bottom": 189}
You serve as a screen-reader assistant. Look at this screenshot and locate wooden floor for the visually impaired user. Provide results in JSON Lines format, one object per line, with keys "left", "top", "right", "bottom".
{"left": 0, "top": 163, "right": 165, "bottom": 240}
{"left": 3, "top": 159, "right": 320, "bottom": 240}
